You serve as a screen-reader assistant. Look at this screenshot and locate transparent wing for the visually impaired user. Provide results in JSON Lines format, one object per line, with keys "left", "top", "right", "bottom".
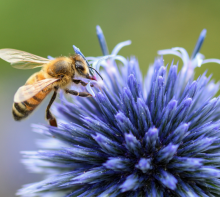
{"left": 0, "top": 48, "right": 50, "bottom": 69}
{"left": 14, "top": 78, "right": 59, "bottom": 103}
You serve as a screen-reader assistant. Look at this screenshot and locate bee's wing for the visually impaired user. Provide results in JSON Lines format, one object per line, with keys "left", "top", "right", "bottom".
{"left": 0, "top": 48, "right": 50, "bottom": 69}
{"left": 14, "top": 78, "right": 59, "bottom": 103}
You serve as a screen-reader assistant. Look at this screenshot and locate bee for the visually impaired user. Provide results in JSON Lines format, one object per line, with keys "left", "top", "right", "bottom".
{"left": 0, "top": 45, "right": 102, "bottom": 127}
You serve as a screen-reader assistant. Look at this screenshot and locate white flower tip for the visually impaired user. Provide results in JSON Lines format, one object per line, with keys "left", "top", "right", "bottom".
{"left": 86, "top": 81, "right": 96, "bottom": 97}
{"left": 172, "top": 47, "right": 182, "bottom": 51}
{"left": 197, "top": 61, "right": 203, "bottom": 67}
{"left": 201, "top": 29, "right": 207, "bottom": 38}
{"left": 126, "top": 40, "right": 132, "bottom": 45}
{"left": 157, "top": 49, "right": 169, "bottom": 55}
{"left": 73, "top": 45, "right": 79, "bottom": 53}
{"left": 202, "top": 59, "right": 220, "bottom": 65}
{"left": 111, "top": 40, "right": 132, "bottom": 56}
{"left": 96, "top": 25, "right": 103, "bottom": 34}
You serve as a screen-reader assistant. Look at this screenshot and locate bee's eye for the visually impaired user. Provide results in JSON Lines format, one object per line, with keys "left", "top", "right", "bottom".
{"left": 75, "top": 61, "right": 84, "bottom": 71}
{"left": 76, "top": 65, "right": 84, "bottom": 70}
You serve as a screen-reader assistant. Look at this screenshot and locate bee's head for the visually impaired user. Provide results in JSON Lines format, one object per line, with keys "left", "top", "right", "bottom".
{"left": 73, "top": 55, "right": 96, "bottom": 80}
{"left": 72, "top": 45, "right": 102, "bottom": 81}
{"left": 72, "top": 45, "right": 95, "bottom": 80}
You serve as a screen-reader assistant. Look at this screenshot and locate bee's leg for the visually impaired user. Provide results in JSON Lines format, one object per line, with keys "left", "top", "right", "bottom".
{"left": 72, "top": 80, "right": 81, "bottom": 84}
{"left": 46, "top": 89, "right": 58, "bottom": 127}
{"left": 65, "top": 89, "right": 92, "bottom": 97}
{"left": 72, "top": 80, "right": 94, "bottom": 87}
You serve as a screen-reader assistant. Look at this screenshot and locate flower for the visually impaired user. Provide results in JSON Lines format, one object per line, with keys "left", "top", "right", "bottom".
{"left": 18, "top": 27, "right": 220, "bottom": 197}
{"left": 158, "top": 29, "right": 220, "bottom": 89}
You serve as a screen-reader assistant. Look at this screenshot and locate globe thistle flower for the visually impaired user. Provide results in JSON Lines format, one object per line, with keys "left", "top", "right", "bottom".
{"left": 17, "top": 26, "right": 220, "bottom": 197}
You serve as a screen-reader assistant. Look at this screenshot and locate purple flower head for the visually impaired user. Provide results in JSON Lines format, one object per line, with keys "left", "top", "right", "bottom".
{"left": 18, "top": 26, "right": 220, "bottom": 197}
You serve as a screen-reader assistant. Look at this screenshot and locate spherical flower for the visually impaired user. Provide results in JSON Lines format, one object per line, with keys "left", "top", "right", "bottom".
{"left": 18, "top": 26, "right": 220, "bottom": 197}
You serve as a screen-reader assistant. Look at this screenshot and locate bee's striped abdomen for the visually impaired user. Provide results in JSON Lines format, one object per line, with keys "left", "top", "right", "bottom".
{"left": 12, "top": 102, "right": 34, "bottom": 121}
{"left": 12, "top": 86, "right": 52, "bottom": 121}
{"left": 12, "top": 71, "right": 53, "bottom": 121}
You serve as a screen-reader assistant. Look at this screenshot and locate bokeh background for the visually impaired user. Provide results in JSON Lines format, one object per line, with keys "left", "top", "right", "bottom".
{"left": 1, "top": 0, "right": 220, "bottom": 196}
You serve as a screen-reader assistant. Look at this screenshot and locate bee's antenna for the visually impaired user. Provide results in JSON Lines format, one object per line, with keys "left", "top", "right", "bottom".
{"left": 89, "top": 67, "right": 103, "bottom": 80}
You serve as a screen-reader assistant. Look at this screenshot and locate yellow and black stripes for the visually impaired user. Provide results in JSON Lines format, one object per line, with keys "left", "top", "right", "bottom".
{"left": 23, "top": 100, "right": 36, "bottom": 108}
{"left": 12, "top": 71, "right": 53, "bottom": 121}
{"left": 32, "top": 95, "right": 42, "bottom": 102}
{"left": 12, "top": 102, "right": 34, "bottom": 121}
{"left": 12, "top": 92, "right": 47, "bottom": 121}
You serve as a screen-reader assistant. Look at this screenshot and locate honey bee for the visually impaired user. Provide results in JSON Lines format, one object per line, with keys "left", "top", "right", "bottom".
{"left": 0, "top": 46, "right": 102, "bottom": 127}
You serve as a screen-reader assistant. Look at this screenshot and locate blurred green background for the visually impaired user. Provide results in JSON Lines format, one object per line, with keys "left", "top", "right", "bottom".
{"left": 1, "top": 0, "right": 220, "bottom": 196}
